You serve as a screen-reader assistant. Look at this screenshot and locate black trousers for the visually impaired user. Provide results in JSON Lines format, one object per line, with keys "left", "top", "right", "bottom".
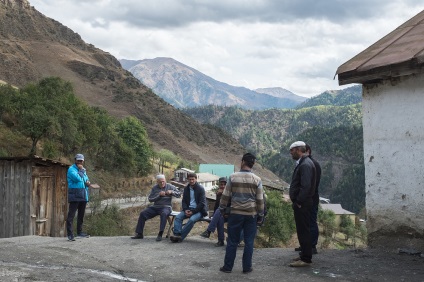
{"left": 293, "top": 203, "right": 312, "bottom": 263}
{"left": 135, "top": 206, "right": 171, "bottom": 234}
{"left": 66, "top": 201, "right": 87, "bottom": 236}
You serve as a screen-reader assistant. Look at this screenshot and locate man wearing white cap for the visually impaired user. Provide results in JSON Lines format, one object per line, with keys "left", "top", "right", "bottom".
{"left": 131, "top": 174, "right": 181, "bottom": 241}
{"left": 66, "top": 153, "right": 91, "bottom": 241}
{"left": 288, "top": 141, "right": 316, "bottom": 267}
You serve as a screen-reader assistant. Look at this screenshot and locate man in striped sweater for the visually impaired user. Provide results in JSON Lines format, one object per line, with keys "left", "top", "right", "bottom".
{"left": 218, "top": 153, "right": 264, "bottom": 274}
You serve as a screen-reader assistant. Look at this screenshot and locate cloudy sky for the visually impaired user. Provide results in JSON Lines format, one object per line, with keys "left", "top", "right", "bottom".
{"left": 30, "top": 1, "right": 423, "bottom": 98}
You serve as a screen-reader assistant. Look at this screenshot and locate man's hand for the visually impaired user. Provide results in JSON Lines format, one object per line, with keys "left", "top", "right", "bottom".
{"left": 77, "top": 164, "right": 84, "bottom": 170}
{"left": 257, "top": 216, "right": 264, "bottom": 226}
{"left": 165, "top": 190, "right": 173, "bottom": 195}
{"left": 185, "top": 210, "right": 193, "bottom": 217}
{"left": 85, "top": 181, "right": 91, "bottom": 187}
{"left": 159, "top": 191, "right": 166, "bottom": 196}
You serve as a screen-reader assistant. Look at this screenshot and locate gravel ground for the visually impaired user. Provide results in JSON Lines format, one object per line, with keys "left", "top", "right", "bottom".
{"left": 0, "top": 235, "right": 423, "bottom": 282}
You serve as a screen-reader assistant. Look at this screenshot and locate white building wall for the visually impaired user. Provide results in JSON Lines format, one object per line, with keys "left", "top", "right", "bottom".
{"left": 363, "top": 73, "right": 424, "bottom": 247}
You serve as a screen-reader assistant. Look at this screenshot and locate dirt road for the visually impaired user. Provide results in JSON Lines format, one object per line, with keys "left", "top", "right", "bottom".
{"left": 0, "top": 236, "right": 423, "bottom": 281}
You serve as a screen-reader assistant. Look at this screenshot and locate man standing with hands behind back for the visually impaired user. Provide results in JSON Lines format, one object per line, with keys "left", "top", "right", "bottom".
{"left": 219, "top": 153, "right": 264, "bottom": 274}
{"left": 288, "top": 141, "right": 316, "bottom": 267}
{"left": 66, "top": 153, "right": 91, "bottom": 241}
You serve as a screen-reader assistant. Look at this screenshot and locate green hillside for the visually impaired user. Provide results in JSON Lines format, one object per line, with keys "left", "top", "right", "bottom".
{"left": 183, "top": 102, "right": 365, "bottom": 213}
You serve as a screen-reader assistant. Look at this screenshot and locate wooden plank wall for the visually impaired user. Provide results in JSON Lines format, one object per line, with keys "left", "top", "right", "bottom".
{"left": 0, "top": 159, "right": 31, "bottom": 238}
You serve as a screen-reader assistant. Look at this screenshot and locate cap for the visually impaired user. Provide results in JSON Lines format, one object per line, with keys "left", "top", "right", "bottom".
{"left": 218, "top": 177, "right": 227, "bottom": 183}
{"left": 289, "top": 141, "right": 306, "bottom": 150}
{"left": 156, "top": 174, "right": 166, "bottom": 180}
{"left": 75, "top": 154, "right": 84, "bottom": 161}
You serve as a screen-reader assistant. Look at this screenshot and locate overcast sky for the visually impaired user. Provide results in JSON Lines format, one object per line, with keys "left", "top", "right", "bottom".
{"left": 30, "top": 1, "right": 423, "bottom": 98}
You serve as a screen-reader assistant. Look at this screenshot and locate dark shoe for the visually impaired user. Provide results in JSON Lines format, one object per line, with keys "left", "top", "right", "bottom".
{"left": 243, "top": 268, "right": 253, "bottom": 274}
{"left": 77, "top": 232, "right": 90, "bottom": 238}
{"left": 67, "top": 235, "right": 75, "bottom": 241}
{"left": 294, "top": 246, "right": 301, "bottom": 251}
{"left": 219, "top": 267, "right": 231, "bottom": 273}
{"left": 170, "top": 235, "right": 182, "bottom": 243}
{"left": 156, "top": 235, "right": 163, "bottom": 241}
{"left": 200, "top": 230, "right": 211, "bottom": 238}
{"left": 215, "top": 240, "right": 224, "bottom": 247}
{"left": 312, "top": 247, "right": 318, "bottom": 254}
{"left": 290, "top": 260, "right": 311, "bottom": 267}
{"left": 131, "top": 233, "right": 144, "bottom": 239}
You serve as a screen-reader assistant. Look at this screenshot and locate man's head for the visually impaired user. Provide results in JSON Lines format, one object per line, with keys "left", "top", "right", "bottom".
{"left": 187, "top": 173, "right": 197, "bottom": 186}
{"left": 74, "top": 153, "right": 84, "bottom": 165}
{"left": 242, "top": 153, "right": 256, "bottom": 168}
{"left": 156, "top": 174, "right": 166, "bottom": 188}
{"left": 217, "top": 177, "right": 227, "bottom": 194}
{"left": 289, "top": 141, "right": 306, "bottom": 160}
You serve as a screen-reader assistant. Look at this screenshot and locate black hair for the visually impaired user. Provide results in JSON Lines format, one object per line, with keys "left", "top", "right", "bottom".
{"left": 242, "top": 153, "right": 256, "bottom": 168}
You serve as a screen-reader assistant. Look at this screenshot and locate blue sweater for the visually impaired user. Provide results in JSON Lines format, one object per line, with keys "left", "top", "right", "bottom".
{"left": 67, "top": 164, "right": 90, "bottom": 202}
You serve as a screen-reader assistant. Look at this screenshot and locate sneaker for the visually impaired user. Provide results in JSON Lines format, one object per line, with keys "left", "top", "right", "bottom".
{"left": 67, "top": 235, "right": 75, "bottom": 241}
{"left": 156, "top": 235, "right": 163, "bottom": 242}
{"left": 243, "top": 268, "right": 253, "bottom": 274}
{"left": 289, "top": 260, "right": 311, "bottom": 267}
{"left": 219, "top": 267, "right": 231, "bottom": 273}
{"left": 77, "top": 232, "right": 90, "bottom": 238}
{"left": 215, "top": 240, "right": 224, "bottom": 247}
{"left": 131, "top": 233, "right": 144, "bottom": 239}
{"left": 200, "top": 230, "right": 211, "bottom": 238}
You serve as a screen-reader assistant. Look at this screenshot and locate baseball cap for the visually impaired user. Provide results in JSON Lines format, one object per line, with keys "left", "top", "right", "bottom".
{"left": 75, "top": 154, "right": 84, "bottom": 161}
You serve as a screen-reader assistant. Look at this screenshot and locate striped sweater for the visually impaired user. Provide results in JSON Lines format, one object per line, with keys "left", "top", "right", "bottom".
{"left": 219, "top": 170, "right": 264, "bottom": 216}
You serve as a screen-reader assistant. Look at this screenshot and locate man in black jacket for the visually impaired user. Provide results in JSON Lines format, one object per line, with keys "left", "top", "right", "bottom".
{"left": 288, "top": 141, "right": 316, "bottom": 267}
{"left": 170, "top": 173, "right": 208, "bottom": 242}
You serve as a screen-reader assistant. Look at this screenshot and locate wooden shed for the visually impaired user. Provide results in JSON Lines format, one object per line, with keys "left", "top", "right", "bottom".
{"left": 0, "top": 156, "right": 69, "bottom": 238}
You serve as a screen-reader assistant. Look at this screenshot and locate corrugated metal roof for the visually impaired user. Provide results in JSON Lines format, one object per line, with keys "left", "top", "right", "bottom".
{"left": 337, "top": 10, "right": 424, "bottom": 85}
{"left": 321, "top": 204, "right": 355, "bottom": 215}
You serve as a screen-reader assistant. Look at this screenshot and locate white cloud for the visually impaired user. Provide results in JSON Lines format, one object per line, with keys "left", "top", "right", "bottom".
{"left": 29, "top": 0, "right": 424, "bottom": 97}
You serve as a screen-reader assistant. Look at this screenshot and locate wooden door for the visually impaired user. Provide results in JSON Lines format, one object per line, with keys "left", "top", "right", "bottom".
{"left": 31, "top": 176, "right": 54, "bottom": 236}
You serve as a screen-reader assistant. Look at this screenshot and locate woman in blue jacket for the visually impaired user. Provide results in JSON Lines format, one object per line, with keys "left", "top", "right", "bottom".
{"left": 66, "top": 153, "right": 91, "bottom": 241}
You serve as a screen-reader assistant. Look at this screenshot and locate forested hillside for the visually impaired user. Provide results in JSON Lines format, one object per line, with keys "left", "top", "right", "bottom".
{"left": 183, "top": 103, "right": 365, "bottom": 214}
{"left": 296, "top": 85, "right": 362, "bottom": 109}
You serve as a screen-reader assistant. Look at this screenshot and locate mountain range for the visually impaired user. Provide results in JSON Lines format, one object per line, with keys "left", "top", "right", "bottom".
{"left": 0, "top": 0, "right": 282, "bottom": 186}
{"left": 120, "top": 57, "right": 307, "bottom": 110}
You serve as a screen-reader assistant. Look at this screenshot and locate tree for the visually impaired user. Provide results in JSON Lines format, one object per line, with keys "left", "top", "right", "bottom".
{"left": 339, "top": 214, "right": 355, "bottom": 241}
{"left": 259, "top": 190, "right": 295, "bottom": 247}
{"left": 318, "top": 207, "right": 336, "bottom": 248}
{"left": 156, "top": 149, "right": 178, "bottom": 174}
{"left": 116, "top": 116, "right": 153, "bottom": 176}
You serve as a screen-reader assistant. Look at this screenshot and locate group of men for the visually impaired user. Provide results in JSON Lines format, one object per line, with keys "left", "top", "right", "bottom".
{"left": 66, "top": 141, "right": 320, "bottom": 273}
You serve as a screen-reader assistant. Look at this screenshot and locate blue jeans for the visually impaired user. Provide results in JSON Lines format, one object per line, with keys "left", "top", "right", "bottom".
{"left": 173, "top": 211, "right": 202, "bottom": 240}
{"left": 223, "top": 214, "right": 257, "bottom": 271}
{"left": 207, "top": 209, "right": 225, "bottom": 241}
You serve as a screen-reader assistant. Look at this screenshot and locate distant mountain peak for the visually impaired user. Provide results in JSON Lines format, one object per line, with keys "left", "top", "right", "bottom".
{"left": 121, "top": 57, "right": 305, "bottom": 110}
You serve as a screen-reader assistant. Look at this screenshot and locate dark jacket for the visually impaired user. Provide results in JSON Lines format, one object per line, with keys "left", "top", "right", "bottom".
{"left": 182, "top": 182, "right": 208, "bottom": 217}
{"left": 213, "top": 193, "right": 222, "bottom": 212}
{"left": 289, "top": 156, "right": 316, "bottom": 206}
{"left": 309, "top": 156, "right": 321, "bottom": 206}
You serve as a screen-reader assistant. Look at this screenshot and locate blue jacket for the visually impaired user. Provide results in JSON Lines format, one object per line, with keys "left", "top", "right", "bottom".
{"left": 67, "top": 164, "right": 90, "bottom": 202}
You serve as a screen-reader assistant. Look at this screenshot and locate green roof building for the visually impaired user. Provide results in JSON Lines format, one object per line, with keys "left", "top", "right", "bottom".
{"left": 198, "top": 164, "right": 235, "bottom": 179}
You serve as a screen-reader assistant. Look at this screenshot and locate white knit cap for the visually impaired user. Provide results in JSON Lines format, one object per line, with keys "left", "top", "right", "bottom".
{"left": 156, "top": 174, "right": 166, "bottom": 180}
